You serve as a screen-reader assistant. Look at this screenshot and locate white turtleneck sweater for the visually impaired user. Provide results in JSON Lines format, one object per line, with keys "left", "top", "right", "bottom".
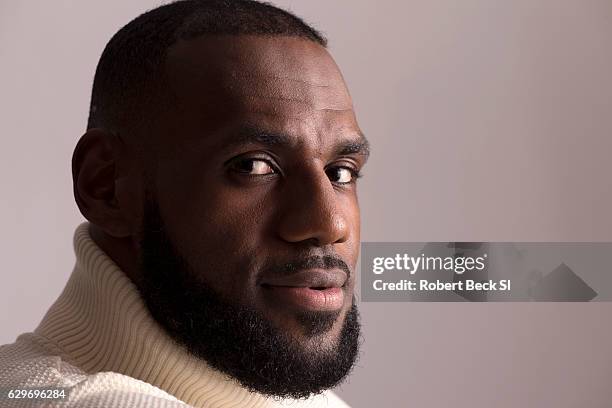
{"left": 0, "top": 222, "right": 351, "bottom": 408}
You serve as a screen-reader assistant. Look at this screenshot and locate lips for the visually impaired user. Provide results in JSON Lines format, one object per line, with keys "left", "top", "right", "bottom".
{"left": 260, "top": 269, "right": 348, "bottom": 311}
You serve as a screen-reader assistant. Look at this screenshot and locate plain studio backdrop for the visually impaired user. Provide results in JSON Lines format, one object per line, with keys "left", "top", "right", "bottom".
{"left": 2, "top": 1, "right": 612, "bottom": 407}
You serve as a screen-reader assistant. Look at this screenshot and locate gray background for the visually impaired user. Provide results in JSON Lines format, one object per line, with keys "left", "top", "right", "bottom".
{"left": 2, "top": 1, "right": 612, "bottom": 407}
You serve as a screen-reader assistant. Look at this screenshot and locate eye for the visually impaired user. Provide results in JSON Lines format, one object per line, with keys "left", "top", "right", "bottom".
{"left": 326, "top": 166, "right": 360, "bottom": 184}
{"left": 231, "top": 158, "right": 276, "bottom": 175}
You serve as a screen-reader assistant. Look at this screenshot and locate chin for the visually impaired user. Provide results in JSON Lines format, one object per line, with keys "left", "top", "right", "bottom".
{"left": 265, "top": 305, "right": 349, "bottom": 347}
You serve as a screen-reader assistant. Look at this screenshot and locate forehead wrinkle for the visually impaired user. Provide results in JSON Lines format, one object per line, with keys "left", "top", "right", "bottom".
{"left": 238, "top": 94, "right": 353, "bottom": 113}
{"left": 234, "top": 78, "right": 345, "bottom": 96}
{"left": 232, "top": 73, "right": 353, "bottom": 113}
{"left": 168, "top": 52, "right": 339, "bottom": 92}
{"left": 222, "top": 63, "right": 352, "bottom": 111}
{"left": 319, "top": 107, "right": 354, "bottom": 112}
{"left": 228, "top": 71, "right": 333, "bottom": 88}
{"left": 241, "top": 106, "right": 359, "bottom": 142}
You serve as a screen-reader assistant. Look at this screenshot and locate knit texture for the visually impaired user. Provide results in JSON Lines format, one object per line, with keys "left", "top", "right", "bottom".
{"left": 0, "top": 222, "right": 350, "bottom": 408}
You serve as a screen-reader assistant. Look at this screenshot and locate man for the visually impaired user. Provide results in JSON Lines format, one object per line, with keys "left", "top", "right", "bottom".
{"left": 0, "top": 1, "right": 369, "bottom": 407}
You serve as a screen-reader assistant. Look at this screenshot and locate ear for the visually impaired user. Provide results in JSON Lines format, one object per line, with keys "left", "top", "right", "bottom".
{"left": 72, "top": 128, "right": 137, "bottom": 238}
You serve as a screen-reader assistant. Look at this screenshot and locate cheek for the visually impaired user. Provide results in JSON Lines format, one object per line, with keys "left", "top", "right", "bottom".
{"left": 155, "top": 171, "right": 271, "bottom": 298}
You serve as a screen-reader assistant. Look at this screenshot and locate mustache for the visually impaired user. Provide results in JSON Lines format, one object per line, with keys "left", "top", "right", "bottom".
{"left": 261, "top": 255, "right": 352, "bottom": 279}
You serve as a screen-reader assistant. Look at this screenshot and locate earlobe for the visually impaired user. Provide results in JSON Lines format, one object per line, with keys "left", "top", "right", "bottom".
{"left": 72, "top": 129, "right": 132, "bottom": 238}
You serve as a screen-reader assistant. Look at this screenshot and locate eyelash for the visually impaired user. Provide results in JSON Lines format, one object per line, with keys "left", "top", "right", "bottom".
{"left": 228, "top": 157, "right": 362, "bottom": 185}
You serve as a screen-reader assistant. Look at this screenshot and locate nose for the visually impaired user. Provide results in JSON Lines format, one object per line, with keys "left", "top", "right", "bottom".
{"left": 276, "top": 168, "right": 349, "bottom": 246}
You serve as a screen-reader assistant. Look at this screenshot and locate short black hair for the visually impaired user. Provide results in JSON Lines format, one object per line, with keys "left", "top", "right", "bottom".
{"left": 86, "top": 0, "right": 327, "bottom": 133}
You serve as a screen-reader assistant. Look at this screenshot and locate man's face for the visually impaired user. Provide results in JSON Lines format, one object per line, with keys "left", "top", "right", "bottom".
{"left": 135, "top": 35, "right": 368, "bottom": 397}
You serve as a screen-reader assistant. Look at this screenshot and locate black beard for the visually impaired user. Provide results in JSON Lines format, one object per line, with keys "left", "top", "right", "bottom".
{"left": 137, "top": 196, "right": 361, "bottom": 399}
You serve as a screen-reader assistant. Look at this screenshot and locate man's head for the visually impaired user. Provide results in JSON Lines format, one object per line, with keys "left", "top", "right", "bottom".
{"left": 72, "top": 0, "right": 369, "bottom": 399}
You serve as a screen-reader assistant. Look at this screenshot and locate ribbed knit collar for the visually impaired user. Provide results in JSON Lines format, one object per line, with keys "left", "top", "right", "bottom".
{"left": 33, "top": 222, "right": 339, "bottom": 408}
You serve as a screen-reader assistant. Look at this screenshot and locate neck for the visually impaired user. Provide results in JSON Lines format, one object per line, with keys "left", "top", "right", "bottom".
{"left": 88, "top": 223, "right": 144, "bottom": 289}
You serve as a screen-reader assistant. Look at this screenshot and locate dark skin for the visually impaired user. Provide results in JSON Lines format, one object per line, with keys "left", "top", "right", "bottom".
{"left": 73, "top": 35, "right": 368, "bottom": 354}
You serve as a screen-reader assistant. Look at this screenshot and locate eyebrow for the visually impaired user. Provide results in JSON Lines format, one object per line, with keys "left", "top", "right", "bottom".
{"left": 221, "top": 125, "right": 370, "bottom": 159}
{"left": 336, "top": 138, "right": 370, "bottom": 158}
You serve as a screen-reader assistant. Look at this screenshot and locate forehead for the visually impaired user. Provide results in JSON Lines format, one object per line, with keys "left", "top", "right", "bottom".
{"left": 162, "top": 35, "right": 360, "bottom": 149}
